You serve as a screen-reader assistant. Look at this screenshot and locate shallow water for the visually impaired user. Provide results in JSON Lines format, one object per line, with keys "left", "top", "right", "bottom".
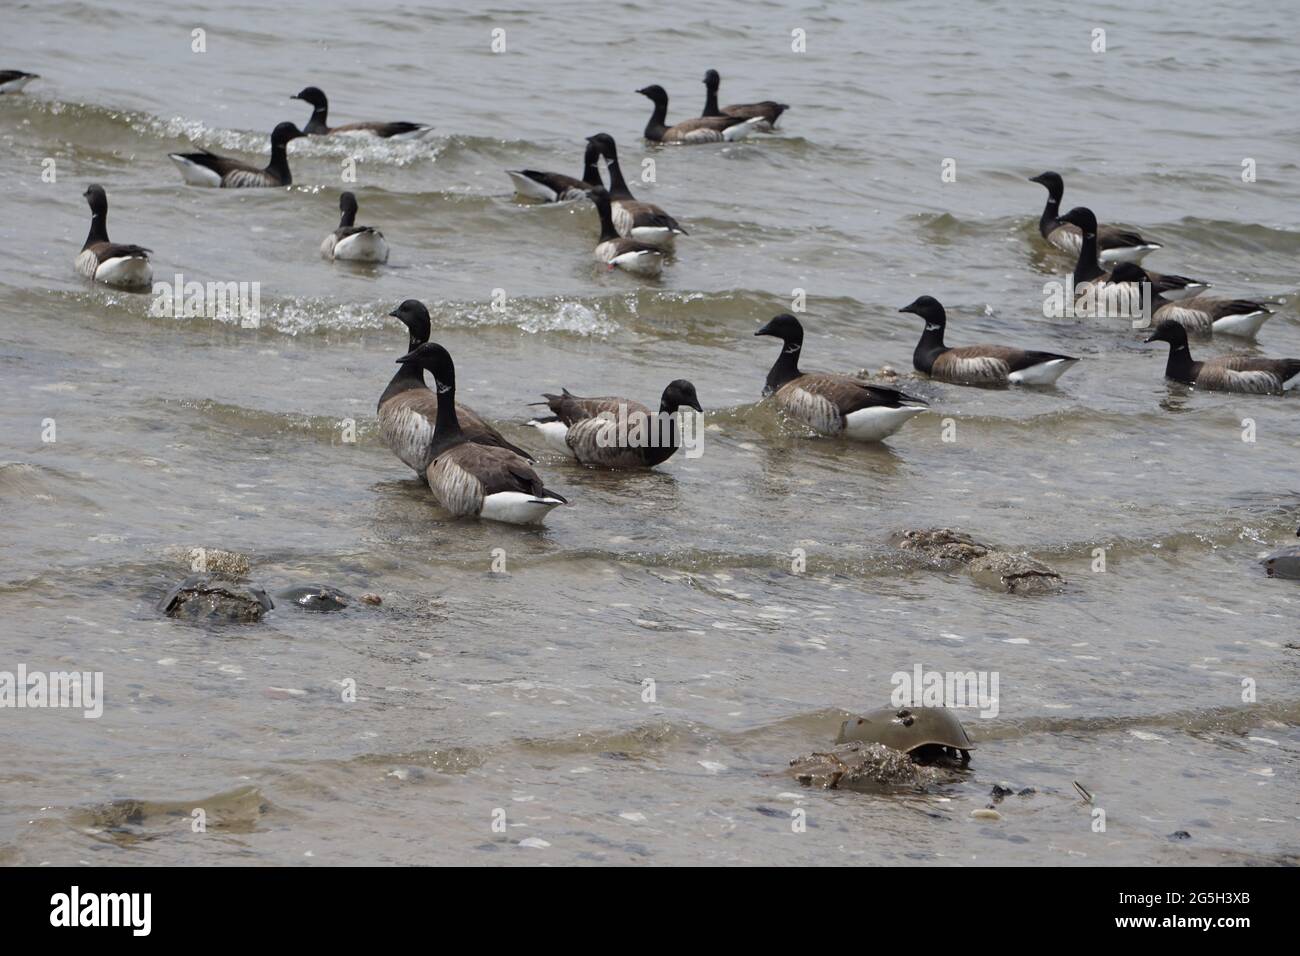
{"left": 1, "top": 0, "right": 1298, "bottom": 865}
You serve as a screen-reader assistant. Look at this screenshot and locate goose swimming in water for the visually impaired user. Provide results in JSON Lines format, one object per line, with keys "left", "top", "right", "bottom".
{"left": 587, "top": 133, "right": 686, "bottom": 248}
{"left": 527, "top": 380, "right": 702, "bottom": 468}
{"left": 168, "top": 122, "right": 305, "bottom": 188}
{"left": 902, "top": 296, "right": 1079, "bottom": 387}
{"left": 1144, "top": 320, "right": 1299, "bottom": 394}
{"left": 506, "top": 138, "right": 602, "bottom": 203}
{"left": 1056, "top": 206, "right": 1209, "bottom": 303}
{"left": 291, "top": 86, "right": 434, "bottom": 141}
{"left": 321, "top": 192, "right": 389, "bottom": 263}
{"left": 395, "top": 342, "right": 567, "bottom": 525}
{"left": 753, "top": 314, "right": 928, "bottom": 441}
{"left": 378, "top": 300, "right": 533, "bottom": 478}
{"left": 0, "top": 70, "right": 38, "bottom": 93}
{"left": 74, "top": 185, "right": 152, "bottom": 290}
{"left": 1029, "top": 172, "right": 1161, "bottom": 264}
{"left": 590, "top": 187, "right": 664, "bottom": 277}
{"left": 701, "top": 69, "right": 788, "bottom": 131}
{"left": 637, "top": 84, "right": 763, "bottom": 144}
{"left": 1110, "top": 264, "right": 1273, "bottom": 338}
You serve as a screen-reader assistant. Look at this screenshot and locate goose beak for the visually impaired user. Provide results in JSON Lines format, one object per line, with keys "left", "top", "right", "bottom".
{"left": 1028, "top": 174, "right": 1044, "bottom": 184}
{"left": 396, "top": 348, "right": 419, "bottom": 364}
{"left": 1143, "top": 333, "right": 1158, "bottom": 343}
{"left": 688, "top": 400, "right": 704, "bottom": 413}
{"left": 387, "top": 308, "right": 401, "bottom": 318}
{"left": 899, "top": 305, "right": 918, "bottom": 316}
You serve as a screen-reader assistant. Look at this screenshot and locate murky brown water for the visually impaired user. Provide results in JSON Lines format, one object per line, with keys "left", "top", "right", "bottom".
{"left": 1, "top": 0, "right": 1297, "bottom": 865}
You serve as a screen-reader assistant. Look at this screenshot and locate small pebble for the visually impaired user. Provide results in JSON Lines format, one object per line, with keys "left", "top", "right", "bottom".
{"left": 971, "top": 807, "right": 1002, "bottom": 821}
{"left": 361, "top": 593, "right": 382, "bottom": 606}
{"left": 1168, "top": 830, "right": 1191, "bottom": 841}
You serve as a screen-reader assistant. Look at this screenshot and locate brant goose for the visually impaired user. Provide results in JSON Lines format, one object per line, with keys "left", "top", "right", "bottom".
{"left": 74, "top": 185, "right": 152, "bottom": 290}
{"left": 637, "top": 85, "right": 762, "bottom": 144}
{"left": 590, "top": 188, "right": 663, "bottom": 276}
{"left": 395, "top": 343, "right": 567, "bottom": 524}
{"left": 168, "top": 122, "right": 305, "bottom": 188}
{"left": 379, "top": 300, "right": 533, "bottom": 477}
{"left": 1056, "top": 206, "right": 1209, "bottom": 303}
{"left": 527, "top": 381, "right": 702, "bottom": 468}
{"left": 587, "top": 133, "right": 686, "bottom": 248}
{"left": 1029, "top": 173, "right": 1160, "bottom": 264}
{"left": 291, "top": 86, "right": 434, "bottom": 141}
{"left": 321, "top": 191, "right": 389, "bottom": 263}
{"left": 1110, "top": 264, "right": 1272, "bottom": 338}
{"left": 902, "top": 296, "right": 1079, "bottom": 386}
{"left": 506, "top": 138, "right": 602, "bottom": 203}
{"left": 1144, "top": 320, "right": 1299, "bottom": 394}
{"left": 0, "top": 70, "right": 38, "bottom": 93}
{"left": 754, "top": 314, "right": 928, "bottom": 441}
{"left": 701, "top": 70, "right": 788, "bottom": 131}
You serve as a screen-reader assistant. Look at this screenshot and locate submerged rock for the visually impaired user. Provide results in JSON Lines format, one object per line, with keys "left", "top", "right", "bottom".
{"left": 897, "top": 527, "right": 1064, "bottom": 594}
{"left": 968, "top": 551, "right": 1065, "bottom": 595}
{"left": 277, "top": 584, "right": 352, "bottom": 612}
{"left": 158, "top": 574, "right": 273, "bottom": 623}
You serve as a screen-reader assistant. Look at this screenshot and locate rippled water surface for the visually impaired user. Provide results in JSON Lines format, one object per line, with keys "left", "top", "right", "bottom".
{"left": 1, "top": 0, "right": 1298, "bottom": 865}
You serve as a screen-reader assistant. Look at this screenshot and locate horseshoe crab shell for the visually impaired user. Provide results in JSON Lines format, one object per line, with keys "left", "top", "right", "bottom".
{"left": 837, "top": 706, "right": 975, "bottom": 760}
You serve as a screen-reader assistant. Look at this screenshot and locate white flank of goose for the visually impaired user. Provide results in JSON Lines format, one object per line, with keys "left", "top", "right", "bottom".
{"left": 292, "top": 86, "right": 434, "bottom": 140}
{"left": 168, "top": 122, "right": 305, "bottom": 188}
{"left": 321, "top": 191, "right": 389, "bottom": 262}
{"left": 395, "top": 342, "right": 566, "bottom": 524}
{"left": 753, "top": 314, "right": 928, "bottom": 441}
{"left": 637, "top": 84, "right": 763, "bottom": 144}
{"left": 902, "top": 296, "right": 1078, "bottom": 387}
{"left": 74, "top": 184, "right": 152, "bottom": 290}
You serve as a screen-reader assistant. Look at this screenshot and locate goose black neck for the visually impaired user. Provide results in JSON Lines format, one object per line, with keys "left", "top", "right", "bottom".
{"left": 644, "top": 101, "right": 668, "bottom": 140}
{"left": 1073, "top": 228, "right": 1103, "bottom": 283}
{"left": 643, "top": 406, "right": 680, "bottom": 467}
{"left": 428, "top": 376, "right": 464, "bottom": 457}
{"left": 84, "top": 210, "right": 109, "bottom": 249}
{"left": 582, "top": 154, "right": 601, "bottom": 188}
{"left": 339, "top": 206, "right": 356, "bottom": 229}
{"left": 1164, "top": 343, "right": 1198, "bottom": 384}
{"left": 303, "top": 105, "right": 328, "bottom": 135}
{"left": 1038, "top": 195, "right": 1059, "bottom": 237}
{"left": 605, "top": 155, "right": 634, "bottom": 200}
{"left": 703, "top": 86, "right": 722, "bottom": 117}
{"left": 913, "top": 322, "right": 948, "bottom": 375}
{"left": 267, "top": 141, "right": 293, "bottom": 185}
{"left": 765, "top": 341, "right": 802, "bottom": 393}
{"left": 594, "top": 199, "right": 620, "bottom": 242}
